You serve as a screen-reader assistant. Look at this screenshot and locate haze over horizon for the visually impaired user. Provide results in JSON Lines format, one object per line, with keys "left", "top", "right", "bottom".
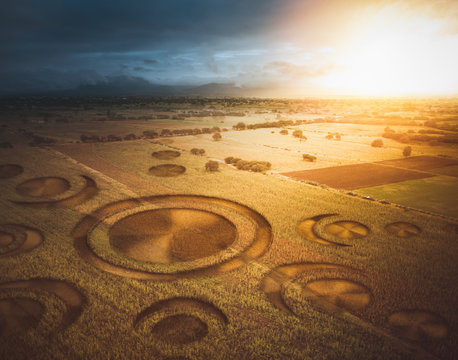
{"left": 1, "top": 0, "right": 458, "bottom": 97}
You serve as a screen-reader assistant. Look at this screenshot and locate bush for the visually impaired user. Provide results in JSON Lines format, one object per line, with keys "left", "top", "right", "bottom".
{"left": 191, "top": 148, "right": 205, "bottom": 155}
{"left": 279, "top": 129, "right": 288, "bottom": 135}
{"left": 371, "top": 139, "right": 383, "bottom": 147}
{"left": 205, "top": 160, "right": 219, "bottom": 171}
{"left": 325, "top": 134, "right": 333, "bottom": 140}
{"left": 225, "top": 157, "right": 271, "bottom": 172}
{"left": 233, "top": 122, "right": 246, "bottom": 130}
{"left": 302, "top": 154, "right": 316, "bottom": 162}
{"left": 212, "top": 133, "right": 222, "bottom": 141}
{"left": 292, "top": 129, "right": 303, "bottom": 138}
{"left": 123, "top": 133, "right": 137, "bottom": 141}
{"left": 403, "top": 146, "right": 412, "bottom": 157}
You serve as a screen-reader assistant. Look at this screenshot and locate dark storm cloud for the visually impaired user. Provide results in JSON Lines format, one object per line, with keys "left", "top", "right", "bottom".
{"left": 1, "top": 0, "right": 282, "bottom": 68}
{"left": 0, "top": 0, "right": 289, "bottom": 94}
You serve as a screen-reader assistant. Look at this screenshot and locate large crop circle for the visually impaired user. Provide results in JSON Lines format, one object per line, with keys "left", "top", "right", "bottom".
{"left": 109, "top": 208, "right": 236, "bottom": 264}
{"left": 72, "top": 195, "right": 272, "bottom": 280}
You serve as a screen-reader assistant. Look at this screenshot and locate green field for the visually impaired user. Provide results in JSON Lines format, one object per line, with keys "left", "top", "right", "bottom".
{"left": 356, "top": 175, "right": 458, "bottom": 218}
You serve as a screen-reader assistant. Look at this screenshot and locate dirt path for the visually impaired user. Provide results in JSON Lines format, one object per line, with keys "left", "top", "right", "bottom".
{"left": 54, "top": 143, "right": 172, "bottom": 195}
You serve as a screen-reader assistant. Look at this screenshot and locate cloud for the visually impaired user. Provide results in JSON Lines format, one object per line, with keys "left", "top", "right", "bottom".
{"left": 143, "top": 59, "right": 158, "bottom": 65}
{"left": 133, "top": 66, "right": 152, "bottom": 72}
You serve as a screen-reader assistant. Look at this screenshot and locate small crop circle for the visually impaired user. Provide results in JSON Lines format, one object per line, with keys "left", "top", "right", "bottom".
{"left": 152, "top": 150, "right": 181, "bottom": 160}
{"left": 324, "top": 221, "right": 369, "bottom": 239}
{"left": 149, "top": 164, "right": 186, "bottom": 177}
{"left": 0, "top": 164, "right": 23, "bottom": 179}
{"left": 385, "top": 222, "right": 421, "bottom": 238}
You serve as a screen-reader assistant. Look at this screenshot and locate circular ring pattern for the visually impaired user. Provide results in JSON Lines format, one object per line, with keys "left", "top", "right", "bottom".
{"left": 72, "top": 195, "right": 272, "bottom": 280}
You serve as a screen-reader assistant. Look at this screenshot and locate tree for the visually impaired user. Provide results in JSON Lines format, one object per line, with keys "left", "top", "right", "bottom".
{"left": 292, "top": 129, "right": 303, "bottom": 138}
{"left": 205, "top": 160, "right": 219, "bottom": 171}
{"left": 302, "top": 154, "right": 316, "bottom": 162}
{"left": 233, "top": 122, "right": 246, "bottom": 130}
{"left": 212, "top": 133, "right": 222, "bottom": 141}
{"left": 403, "top": 146, "right": 412, "bottom": 157}
{"left": 371, "top": 139, "right": 383, "bottom": 147}
{"left": 191, "top": 148, "right": 205, "bottom": 155}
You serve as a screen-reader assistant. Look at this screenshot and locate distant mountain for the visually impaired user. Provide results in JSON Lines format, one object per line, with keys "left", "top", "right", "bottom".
{"left": 58, "top": 76, "right": 188, "bottom": 96}
{"left": 185, "top": 83, "right": 250, "bottom": 97}
{"left": 0, "top": 73, "right": 275, "bottom": 97}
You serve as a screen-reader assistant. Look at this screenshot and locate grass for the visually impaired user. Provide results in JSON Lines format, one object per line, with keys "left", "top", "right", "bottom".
{"left": 355, "top": 175, "right": 458, "bottom": 218}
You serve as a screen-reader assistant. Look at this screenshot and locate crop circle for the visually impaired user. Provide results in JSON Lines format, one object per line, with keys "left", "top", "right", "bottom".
{"left": 16, "top": 177, "right": 70, "bottom": 197}
{"left": 72, "top": 195, "right": 272, "bottom": 280}
{"left": 0, "top": 164, "right": 24, "bottom": 179}
{"left": 149, "top": 164, "right": 186, "bottom": 177}
{"left": 0, "top": 298, "right": 44, "bottom": 336}
{"left": 324, "top": 221, "right": 369, "bottom": 239}
{"left": 385, "top": 222, "right": 421, "bottom": 238}
{"left": 152, "top": 150, "right": 181, "bottom": 160}
{"left": 304, "top": 279, "right": 371, "bottom": 311}
{"left": 150, "top": 314, "right": 208, "bottom": 344}
{"left": 109, "top": 208, "right": 236, "bottom": 264}
{"left": 388, "top": 310, "right": 448, "bottom": 342}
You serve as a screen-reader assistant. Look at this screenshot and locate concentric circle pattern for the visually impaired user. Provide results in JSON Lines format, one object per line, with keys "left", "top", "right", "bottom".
{"left": 0, "top": 224, "right": 43, "bottom": 257}
{"left": 0, "top": 279, "right": 85, "bottom": 332}
{"left": 0, "top": 164, "right": 23, "bottom": 179}
{"left": 388, "top": 310, "right": 448, "bottom": 342}
{"left": 296, "top": 214, "right": 350, "bottom": 246}
{"left": 134, "top": 297, "right": 228, "bottom": 348}
{"left": 109, "top": 208, "right": 236, "bottom": 263}
{"left": 385, "top": 222, "right": 421, "bottom": 238}
{"left": 262, "top": 263, "right": 371, "bottom": 315}
{"left": 72, "top": 195, "right": 272, "bottom": 280}
{"left": 149, "top": 164, "right": 186, "bottom": 177}
{"left": 16, "top": 177, "right": 70, "bottom": 197}
{"left": 152, "top": 150, "right": 181, "bottom": 160}
{"left": 11, "top": 175, "right": 98, "bottom": 208}
{"left": 324, "top": 221, "right": 369, "bottom": 240}
{"left": 0, "top": 298, "right": 44, "bottom": 336}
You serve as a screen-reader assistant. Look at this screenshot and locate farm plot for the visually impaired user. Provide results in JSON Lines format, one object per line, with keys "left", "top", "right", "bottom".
{"left": 375, "top": 155, "right": 458, "bottom": 171}
{"left": 281, "top": 163, "right": 434, "bottom": 190}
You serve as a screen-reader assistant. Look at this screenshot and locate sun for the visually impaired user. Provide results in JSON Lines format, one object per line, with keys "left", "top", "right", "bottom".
{"left": 278, "top": 2, "right": 458, "bottom": 97}
{"left": 320, "top": 8, "right": 458, "bottom": 96}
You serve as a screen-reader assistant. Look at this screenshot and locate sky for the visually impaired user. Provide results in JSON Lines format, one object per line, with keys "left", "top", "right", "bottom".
{"left": 1, "top": 0, "right": 457, "bottom": 97}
